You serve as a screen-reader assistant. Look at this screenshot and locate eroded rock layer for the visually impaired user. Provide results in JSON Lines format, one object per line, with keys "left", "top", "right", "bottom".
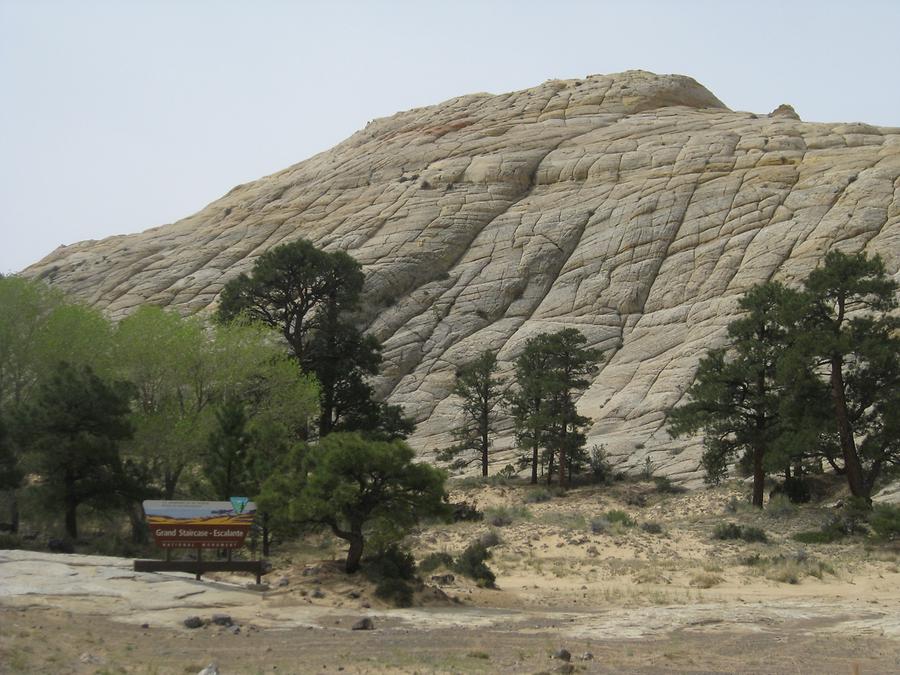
{"left": 26, "top": 71, "right": 900, "bottom": 481}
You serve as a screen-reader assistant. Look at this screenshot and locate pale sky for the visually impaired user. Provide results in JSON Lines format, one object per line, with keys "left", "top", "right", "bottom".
{"left": 2, "top": 0, "right": 898, "bottom": 274}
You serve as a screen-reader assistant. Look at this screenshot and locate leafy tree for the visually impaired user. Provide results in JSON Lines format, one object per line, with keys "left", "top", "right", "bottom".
{"left": 0, "top": 276, "right": 62, "bottom": 406}
{"left": 788, "top": 251, "right": 900, "bottom": 499}
{"left": 0, "top": 415, "right": 20, "bottom": 492}
{"left": 282, "top": 432, "right": 448, "bottom": 573}
{"left": 438, "top": 351, "right": 504, "bottom": 476}
{"left": 668, "top": 282, "right": 799, "bottom": 507}
{"left": 509, "top": 329, "right": 600, "bottom": 487}
{"left": 18, "top": 363, "right": 133, "bottom": 539}
{"left": 217, "top": 239, "right": 409, "bottom": 437}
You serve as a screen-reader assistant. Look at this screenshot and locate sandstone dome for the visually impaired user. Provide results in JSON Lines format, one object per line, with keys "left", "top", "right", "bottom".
{"left": 26, "top": 71, "right": 900, "bottom": 482}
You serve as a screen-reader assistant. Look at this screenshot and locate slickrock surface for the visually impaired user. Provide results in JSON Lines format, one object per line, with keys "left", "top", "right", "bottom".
{"left": 25, "top": 71, "right": 900, "bottom": 481}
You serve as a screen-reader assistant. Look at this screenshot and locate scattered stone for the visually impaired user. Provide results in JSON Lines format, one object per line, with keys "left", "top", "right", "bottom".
{"left": 197, "top": 664, "right": 219, "bottom": 675}
{"left": 361, "top": 602, "right": 371, "bottom": 609}
{"left": 230, "top": 625, "right": 241, "bottom": 635}
{"left": 140, "top": 623, "right": 149, "bottom": 629}
{"left": 553, "top": 648, "right": 571, "bottom": 662}
{"left": 211, "top": 613, "right": 232, "bottom": 626}
{"left": 580, "top": 652, "right": 594, "bottom": 660}
{"left": 183, "top": 616, "right": 203, "bottom": 629}
{"left": 348, "top": 591, "right": 361, "bottom": 599}
{"left": 276, "top": 576, "right": 290, "bottom": 587}
{"left": 79, "top": 652, "right": 101, "bottom": 664}
{"left": 351, "top": 617, "right": 374, "bottom": 631}
{"left": 312, "top": 588, "right": 325, "bottom": 599}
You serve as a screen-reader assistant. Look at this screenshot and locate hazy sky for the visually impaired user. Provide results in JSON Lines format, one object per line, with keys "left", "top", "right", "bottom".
{"left": 2, "top": 0, "right": 899, "bottom": 274}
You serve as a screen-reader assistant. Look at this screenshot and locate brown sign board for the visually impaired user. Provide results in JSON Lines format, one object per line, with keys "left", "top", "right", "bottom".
{"left": 143, "top": 500, "right": 256, "bottom": 549}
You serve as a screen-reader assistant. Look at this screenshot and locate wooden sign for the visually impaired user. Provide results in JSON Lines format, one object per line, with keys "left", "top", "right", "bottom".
{"left": 143, "top": 500, "right": 256, "bottom": 549}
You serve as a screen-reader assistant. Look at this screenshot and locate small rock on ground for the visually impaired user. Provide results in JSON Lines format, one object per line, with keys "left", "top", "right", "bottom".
{"left": 351, "top": 617, "right": 374, "bottom": 631}
{"left": 183, "top": 616, "right": 203, "bottom": 629}
{"left": 553, "top": 648, "right": 571, "bottom": 662}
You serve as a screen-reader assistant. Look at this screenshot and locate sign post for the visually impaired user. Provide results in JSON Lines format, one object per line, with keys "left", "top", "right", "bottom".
{"left": 133, "top": 499, "right": 268, "bottom": 585}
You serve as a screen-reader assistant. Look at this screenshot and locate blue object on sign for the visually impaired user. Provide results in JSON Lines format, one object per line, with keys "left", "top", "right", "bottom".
{"left": 230, "top": 497, "right": 249, "bottom": 514}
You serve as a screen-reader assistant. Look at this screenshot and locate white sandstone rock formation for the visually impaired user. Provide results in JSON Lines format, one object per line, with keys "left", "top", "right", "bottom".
{"left": 25, "top": 71, "right": 900, "bottom": 482}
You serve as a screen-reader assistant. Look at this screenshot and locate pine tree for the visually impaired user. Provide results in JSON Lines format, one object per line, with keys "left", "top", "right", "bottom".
{"left": 439, "top": 351, "right": 504, "bottom": 476}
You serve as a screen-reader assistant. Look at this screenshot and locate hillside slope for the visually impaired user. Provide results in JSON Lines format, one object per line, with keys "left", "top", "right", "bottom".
{"left": 25, "top": 71, "right": 900, "bottom": 481}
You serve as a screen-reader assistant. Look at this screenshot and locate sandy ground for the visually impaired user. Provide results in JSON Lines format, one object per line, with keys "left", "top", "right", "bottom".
{"left": 2, "top": 480, "right": 899, "bottom": 674}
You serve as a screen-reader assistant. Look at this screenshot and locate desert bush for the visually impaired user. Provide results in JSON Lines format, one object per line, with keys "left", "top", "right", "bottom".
{"left": 495, "top": 464, "right": 518, "bottom": 480}
{"left": 724, "top": 496, "right": 753, "bottom": 514}
{"left": 766, "top": 494, "right": 797, "bottom": 518}
{"left": 419, "top": 551, "right": 455, "bottom": 574}
{"left": 713, "top": 522, "right": 768, "bottom": 543}
{"left": 484, "top": 505, "right": 529, "bottom": 527}
{"left": 641, "top": 521, "right": 664, "bottom": 535}
{"left": 523, "top": 487, "right": 553, "bottom": 504}
{"left": 588, "top": 444, "right": 613, "bottom": 483}
{"left": 450, "top": 500, "right": 483, "bottom": 522}
{"left": 478, "top": 530, "right": 502, "bottom": 548}
{"left": 653, "top": 476, "right": 685, "bottom": 494}
{"left": 868, "top": 504, "right": 900, "bottom": 541}
{"left": 604, "top": 510, "right": 635, "bottom": 527}
{"left": 590, "top": 517, "right": 610, "bottom": 534}
{"left": 454, "top": 541, "right": 496, "bottom": 588}
{"left": 690, "top": 571, "right": 724, "bottom": 588}
{"left": 363, "top": 544, "right": 418, "bottom": 607}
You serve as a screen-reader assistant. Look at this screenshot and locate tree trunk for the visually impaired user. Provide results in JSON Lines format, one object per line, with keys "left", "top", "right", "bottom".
{"left": 545, "top": 452, "right": 554, "bottom": 486}
{"left": 751, "top": 444, "right": 765, "bottom": 508}
{"left": 261, "top": 512, "right": 271, "bottom": 557}
{"left": 558, "top": 445, "right": 568, "bottom": 489}
{"left": 129, "top": 502, "right": 149, "bottom": 544}
{"left": 64, "top": 496, "right": 78, "bottom": 540}
{"left": 530, "top": 442, "right": 539, "bottom": 484}
{"left": 480, "top": 431, "right": 489, "bottom": 477}
{"left": 830, "top": 355, "right": 867, "bottom": 498}
{"left": 164, "top": 467, "right": 182, "bottom": 500}
{"left": 345, "top": 531, "right": 364, "bottom": 573}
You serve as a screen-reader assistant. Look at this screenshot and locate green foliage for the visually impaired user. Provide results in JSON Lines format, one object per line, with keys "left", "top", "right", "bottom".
{"left": 604, "top": 509, "right": 635, "bottom": 527}
{"left": 362, "top": 544, "right": 418, "bottom": 607}
{"left": 282, "top": 432, "right": 449, "bottom": 572}
{"left": 17, "top": 363, "right": 133, "bottom": 539}
{"left": 766, "top": 494, "right": 797, "bottom": 518}
{"left": 0, "top": 414, "right": 22, "bottom": 492}
{"left": 786, "top": 251, "right": 900, "bottom": 499}
{"left": 483, "top": 504, "right": 530, "bottom": 527}
{"left": 668, "top": 282, "right": 799, "bottom": 507}
{"left": 712, "top": 522, "right": 768, "bottom": 543}
{"left": 419, "top": 551, "right": 455, "bottom": 573}
{"left": 588, "top": 444, "right": 613, "bottom": 484}
{"left": 439, "top": 351, "right": 504, "bottom": 476}
{"left": 523, "top": 487, "right": 553, "bottom": 503}
{"left": 454, "top": 541, "right": 496, "bottom": 587}
{"left": 653, "top": 476, "right": 685, "bottom": 494}
{"left": 216, "top": 239, "right": 411, "bottom": 438}
{"left": 509, "top": 329, "right": 601, "bottom": 487}
{"left": 868, "top": 504, "right": 900, "bottom": 541}
{"left": 640, "top": 521, "right": 664, "bottom": 535}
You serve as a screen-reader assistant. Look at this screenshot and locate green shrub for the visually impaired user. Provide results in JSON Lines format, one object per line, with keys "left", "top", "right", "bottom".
{"left": 523, "top": 487, "right": 552, "bottom": 504}
{"left": 479, "top": 530, "right": 502, "bottom": 548}
{"left": 869, "top": 504, "right": 900, "bottom": 541}
{"left": 0, "top": 532, "right": 23, "bottom": 549}
{"left": 741, "top": 526, "right": 768, "bottom": 543}
{"left": 641, "top": 521, "right": 664, "bottom": 535}
{"left": 604, "top": 510, "right": 635, "bottom": 527}
{"left": 590, "top": 517, "right": 610, "bottom": 534}
{"left": 588, "top": 445, "right": 613, "bottom": 483}
{"left": 713, "top": 522, "right": 768, "bottom": 543}
{"left": 363, "top": 545, "right": 417, "bottom": 607}
{"left": 484, "top": 505, "right": 529, "bottom": 527}
{"left": 450, "top": 500, "right": 483, "bottom": 522}
{"left": 419, "top": 551, "right": 454, "bottom": 574}
{"left": 766, "top": 494, "right": 797, "bottom": 518}
{"left": 453, "top": 541, "right": 496, "bottom": 588}
{"left": 792, "top": 529, "right": 844, "bottom": 544}
{"left": 653, "top": 476, "right": 685, "bottom": 494}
